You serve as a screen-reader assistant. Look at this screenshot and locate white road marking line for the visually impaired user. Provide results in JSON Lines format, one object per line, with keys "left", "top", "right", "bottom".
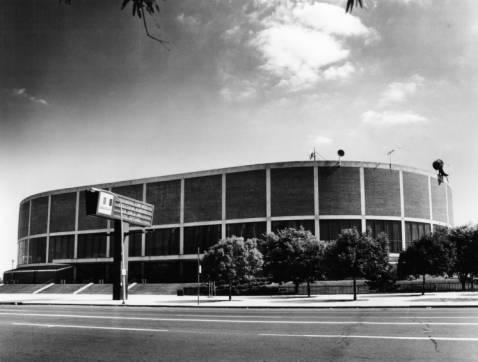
{"left": 2, "top": 312, "right": 478, "bottom": 325}
{"left": 12, "top": 322, "right": 168, "bottom": 333}
{"left": 259, "top": 333, "right": 478, "bottom": 342}
{"left": 399, "top": 316, "right": 478, "bottom": 319}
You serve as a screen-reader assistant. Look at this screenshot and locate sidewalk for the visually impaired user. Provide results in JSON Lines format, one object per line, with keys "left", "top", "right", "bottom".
{"left": 1, "top": 292, "right": 478, "bottom": 308}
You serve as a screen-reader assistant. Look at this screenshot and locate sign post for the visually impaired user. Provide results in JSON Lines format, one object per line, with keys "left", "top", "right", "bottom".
{"left": 85, "top": 188, "right": 154, "bottom": 303}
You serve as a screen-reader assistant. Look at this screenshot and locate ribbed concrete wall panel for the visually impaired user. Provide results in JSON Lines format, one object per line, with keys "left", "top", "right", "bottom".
{"left": 226, "top": 170, "right": 266, "bottom": 219}
{"left": 184, "top": 175, "right": 222, "bottom": 222}
{"left": 271, "top": 167, "right": 314, "bottom": 217}
{"left": 50, "top": 193, "right": 76, "bottom": 233}
{"left": 146, "top": 180, "right": 181, "bottom": 225}
{"left": 364, "top": 168, "right": 400, "bottom": 216}
{"left": 30, "top": 197, "right": 48, "bottom": 235}
{"left": 318, "top": 167, "right": 361, "bottom": 215}
{"left": 403, "top": 172, "right": 429, "bottom": 219}
{"left": 111, "top": 184, "right": 143, "bottom": 201}
{"left": 431, "top": 181, "right": 447, "bottom": 223}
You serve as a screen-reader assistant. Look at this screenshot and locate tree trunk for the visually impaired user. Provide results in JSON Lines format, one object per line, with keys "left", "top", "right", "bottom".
{"left": 353, "top": 274, "right": 357, "bottom": 301}
{"left": 294, "top": 282, "right": 299, "bottom": 295}
{"left": 228, "top": 283, "right": 232, "bottom": 301}
{"left": 459, "top": 274, "right": 466, "bottom": 291}
{"left": 307, "top": 281, "right": 311, "bottom": 297}
{"left": 422, "top": 274, "right": 426, "bottom": 296}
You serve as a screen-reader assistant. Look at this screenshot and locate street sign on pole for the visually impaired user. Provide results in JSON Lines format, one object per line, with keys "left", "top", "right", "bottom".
{"left": 85, "top": 188, "right": 154, "bottom": 227}
{"left": 84, "top": 187, "right": 154, "bottom": 302}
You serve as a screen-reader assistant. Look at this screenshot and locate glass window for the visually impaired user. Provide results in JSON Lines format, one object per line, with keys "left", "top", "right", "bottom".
{"left": 77, "top": 233, "right": 107, "bottom": 258}
{"left": 271, "top": 220, "right": 315, "bottom": 234}
{"left": 366, "top": 220, "right": 402, "bottom": 253}
{"left": 405, "top": 221, "right": 432, "bottom": 247}
{"left": 145, "top": 228, "right": 179, "bottom": 256}
{"left": 319, "top": 219, "right": 361, "bottom": 241}
{"left": 226, "top": 222, "right": 267, "bottom": 240}
{"left": 18, "top": 202, "right": 30, "bottom": 238}
{"left": 184, "top": 224, "right": 222, "bottom": 254}
{"left": 128, "top": 230, "right": 143, "bottom": 257}
{"left": 18, "top": 239, "right": 29, "bottom": 265}
{"left": 49, "top": 235, "right": 74, "bottom": 260}
{"left": 143, "top": 261, "right": 180, "bottom": 283}
{"left": 29, "top": 237, "right": 46, "bottom": 263}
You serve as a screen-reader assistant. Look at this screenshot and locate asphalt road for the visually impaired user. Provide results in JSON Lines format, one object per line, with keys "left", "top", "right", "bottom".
{"left": 0, "top": 305, "right": 477, "bottom": 361}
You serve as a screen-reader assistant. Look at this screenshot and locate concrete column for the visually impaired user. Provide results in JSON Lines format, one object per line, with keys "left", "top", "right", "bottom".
{"left": 314, "top": 166, "right": 320, "bottom": 239}
{"left": 399, "top": 171, "right": 406, "bottom": 250}
{"left": 266, "top": 167, "right": 271, "bottom": 234}
{"left": 445, "top": 183, "right": 450, "bottom": 226}
{"left": 428, "top": 176, "right": 433, "bottom": 230}
{"left": 45, "top": 195, "right": 51, "bottom": 263}
{"left": 179, "top": 178, "right": 185, "bottom": 255}
{"left": 221, "top": 173, "right": 226, "bottom": 239}
{"left": 359, "top": 167, "right": 366, "bottom": 233}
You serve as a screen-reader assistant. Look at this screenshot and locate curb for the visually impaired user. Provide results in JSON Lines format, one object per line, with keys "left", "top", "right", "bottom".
{"left": 1, "top": 301, "right": 478, "bottom": 309}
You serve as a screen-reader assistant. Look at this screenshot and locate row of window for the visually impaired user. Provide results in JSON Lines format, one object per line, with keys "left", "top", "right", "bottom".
{"left": 18, "top": 220, "right": 438, "bottom": 264}
{"left": 18, "top": 168, "right": 452, "bottom": 238}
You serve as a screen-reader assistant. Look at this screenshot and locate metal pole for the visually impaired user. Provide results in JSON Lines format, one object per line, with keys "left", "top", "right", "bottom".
{"left": 197, "top": 247, "right": 200, "bottom": 306}
{"left": 120, "top": 201, "right": 126, "bottom": 304}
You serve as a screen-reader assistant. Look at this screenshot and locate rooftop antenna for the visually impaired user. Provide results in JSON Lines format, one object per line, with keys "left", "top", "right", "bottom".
{"left": 387, "top": 149, "right": 395, "bottom": 170}
{"left": 432, "top": 159, "right": 449, "bottom": 185}
{"left": 309, "top": 148, "right": 318, "bottom": 161}
{"left": 337, "top": 149, "right": 345, "bottom": 167}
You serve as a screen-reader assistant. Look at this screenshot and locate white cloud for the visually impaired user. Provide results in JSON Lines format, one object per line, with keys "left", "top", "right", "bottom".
{"left": 220, "top": 85, "right": 257, "bottom": 103}
{"left": 219, "top": 70, "right": 258, "bottom": 102}
{"left": 379, "top": 74, "right": 424, "bottom": 106}
{"left": 315, "top": 135, "right": 333, "bottom": 144}
{"left": 249, "top": 1, "right": 375, "bottom": 91}
{"left": 176, "top": 13, "right": 201, "bottom": 31}
{"left": 384, "top": 0, "right": 432, "bottom": 6}
{"left": 253, "top": 24, "right": 350, "bottom": 89}
{"left": 11, "top": 88, "right": 48, "bottom": 106}
{"left": 323, "top": 62, "right": 356, "bottom": 80}
{"left": 291, "top": 2, "right": 370, "bottom": 36}
{"left": 361, "top": 110, "right": 427, "bottom": 125}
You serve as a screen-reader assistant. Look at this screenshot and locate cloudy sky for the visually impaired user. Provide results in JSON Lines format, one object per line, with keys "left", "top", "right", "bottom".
{"left": 1, "top": 0, "right": 477, "bottom": 275}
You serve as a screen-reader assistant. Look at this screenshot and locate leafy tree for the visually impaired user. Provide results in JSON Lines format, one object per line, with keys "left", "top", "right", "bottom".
{"left": 346, "top": 0, "right": 363, "bottom": 13}
{"left": 362, "top": 233, "right": 397, "bottom": 292}
{"left": 260, "top": 228, "right": 325, "bottom": 296}
{"left": 202, "top": 237, "right": 263, "bottom": 301}
{"left": 398, "top": 230, "right": 454, "bottom": 295}
{"left": 449, "top": 225, "right": 478, "bottom": 290}
{"left": 324, "top": 228, "right": 392, "bottom": 300}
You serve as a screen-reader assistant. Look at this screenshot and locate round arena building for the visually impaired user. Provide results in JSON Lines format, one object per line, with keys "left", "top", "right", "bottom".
{"left": 6, "top": 161, "right": 453, "bottom": 283}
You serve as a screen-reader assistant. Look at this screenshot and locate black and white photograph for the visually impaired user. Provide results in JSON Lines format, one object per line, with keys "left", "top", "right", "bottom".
{"left": 1, "top": 0, "right": 478, "bottom": 360}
